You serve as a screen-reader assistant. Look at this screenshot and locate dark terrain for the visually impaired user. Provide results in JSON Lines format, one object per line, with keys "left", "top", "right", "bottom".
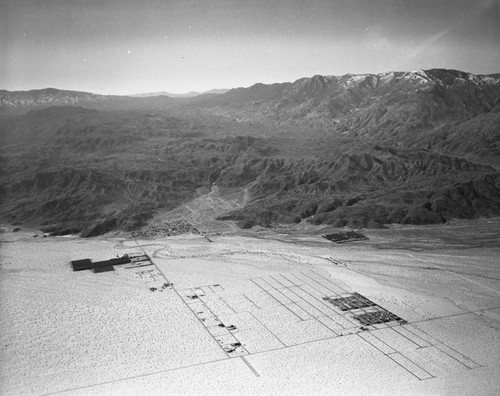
{"left": 1, "top": 69, "right": 499, "bottom": 236}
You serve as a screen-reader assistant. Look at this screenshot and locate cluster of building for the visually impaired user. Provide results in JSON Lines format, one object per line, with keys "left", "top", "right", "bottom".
{"left": 70, "top": 255, "right": 132, "bottom": 273}
{"left": 321, "top": 231, "right": 368, "bottom": 243}
{"left": 132, "top": 219, "right": 201, "bottom": 238}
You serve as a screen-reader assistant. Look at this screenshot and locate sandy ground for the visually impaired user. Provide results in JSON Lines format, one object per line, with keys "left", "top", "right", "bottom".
{"left": 1, "top": 219, "right": 499, "bottom": 395}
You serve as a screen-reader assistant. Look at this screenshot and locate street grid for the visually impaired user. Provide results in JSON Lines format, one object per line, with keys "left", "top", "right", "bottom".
{"left": 175, "top": 267, "right": 481, "bottom": 381}
{"left": 65, "top": 241, "right": 483, "bottom": 394}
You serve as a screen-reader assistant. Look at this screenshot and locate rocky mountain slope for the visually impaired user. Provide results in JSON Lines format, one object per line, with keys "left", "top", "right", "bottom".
{"left": 217, "top": 148, "right": 500, "bottom": 228}
{"left": 186, "top": 69, "right": 500, "bottom": 159}
{"left": 191, "top": 69, "right": 500, "bottom": 124}
{"left": 1, "top": 69, "right": 499, "bottom": 235}
{"left": 0, "top": 88, "right": 114, "bottom": 112}
{"left": 0, "top": 88, "right": 179, "bottom": 114}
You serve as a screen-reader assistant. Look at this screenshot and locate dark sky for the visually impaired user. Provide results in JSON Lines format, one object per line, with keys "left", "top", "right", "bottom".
{"left": 2, "top": 0, "right": 499, "bottom": 94}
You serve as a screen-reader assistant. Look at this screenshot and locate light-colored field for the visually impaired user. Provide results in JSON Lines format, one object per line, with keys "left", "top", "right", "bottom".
{"left": 145, "top": 185, "right": 248, "bottom": 235}
{"left": 1, "top": 220, "right": 499, "bottom": 395}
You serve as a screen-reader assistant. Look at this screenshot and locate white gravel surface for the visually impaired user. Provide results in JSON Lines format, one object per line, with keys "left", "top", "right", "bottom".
{"left": 1, "top": 225, "right": 499, "bottom": 395}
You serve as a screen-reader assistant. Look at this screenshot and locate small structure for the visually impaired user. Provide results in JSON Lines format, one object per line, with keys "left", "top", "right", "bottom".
{"left": 353, "top": 309, "right": 406, "bottom": 326}
{"left": 92, "top": 266, "right": 115, "bottom": 273}
{"left": 129, "top": 254, "right": 149, "bottom": 263}
{"left": 323, "top": 292, "right": 376, "bottom": 311}
{"left": 92, "top": 260, "right": 110, "bottom": 268}
{"left": 70, "top": 258, "right": 92, "bottom": 271}
{"left": 109, "top": 256, "right": 131, "bottom": 265}
{"left": 70, "top": 255, "right": 131, "bottom": 272}
{"left": 323, "top": 292, "right": 407, "bottom": 325}
{"left": 322, "top": 231, "right": 368, "bottom": 243}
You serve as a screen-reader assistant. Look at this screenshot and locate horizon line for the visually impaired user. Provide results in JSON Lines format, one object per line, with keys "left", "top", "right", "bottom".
{"left": 2, "top": 67, "right": 499, "bottom": 96}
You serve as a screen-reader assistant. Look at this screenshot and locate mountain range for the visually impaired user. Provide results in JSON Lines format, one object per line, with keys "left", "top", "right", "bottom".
{"left": 1, "top": 68, "right": 499, "bottom": 236}
{"left": 131, "top": 88, "right": 229, "bottom": 98}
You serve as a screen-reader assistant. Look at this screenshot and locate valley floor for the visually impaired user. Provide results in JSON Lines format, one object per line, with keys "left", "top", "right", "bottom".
{"left": 1, "top": 219, "right": 499, "bottom": 395}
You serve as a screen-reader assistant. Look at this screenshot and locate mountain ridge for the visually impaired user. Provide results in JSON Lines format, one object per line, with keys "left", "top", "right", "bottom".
{"left": 2, "top": 68, "right": 499, "bottom": 115}
{"left": 1, "top": 68, "right": 500, "bottom": 235}
{"left": 131, "top": 88, "right": 230, "bottom": 98}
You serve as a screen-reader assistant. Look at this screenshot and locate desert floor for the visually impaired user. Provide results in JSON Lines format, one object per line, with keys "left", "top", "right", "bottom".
{"left": 1, "top": 218, "right": 499, "bottom": 395}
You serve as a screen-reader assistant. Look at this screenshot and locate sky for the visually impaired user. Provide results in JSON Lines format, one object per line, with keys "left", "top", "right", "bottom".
{"left": 1, "top": 0, "right": 499, "bottom": 95}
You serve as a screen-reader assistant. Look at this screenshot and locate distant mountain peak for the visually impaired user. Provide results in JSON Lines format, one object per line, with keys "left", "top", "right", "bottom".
{"left": 131, "top": 88, "right": 229, "bottom": 98}
{"left": 2, "top": 67, "right": 500, "bottom": 235}
{"left": 2, "top": 68, "right": 499, "bottom": 116}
